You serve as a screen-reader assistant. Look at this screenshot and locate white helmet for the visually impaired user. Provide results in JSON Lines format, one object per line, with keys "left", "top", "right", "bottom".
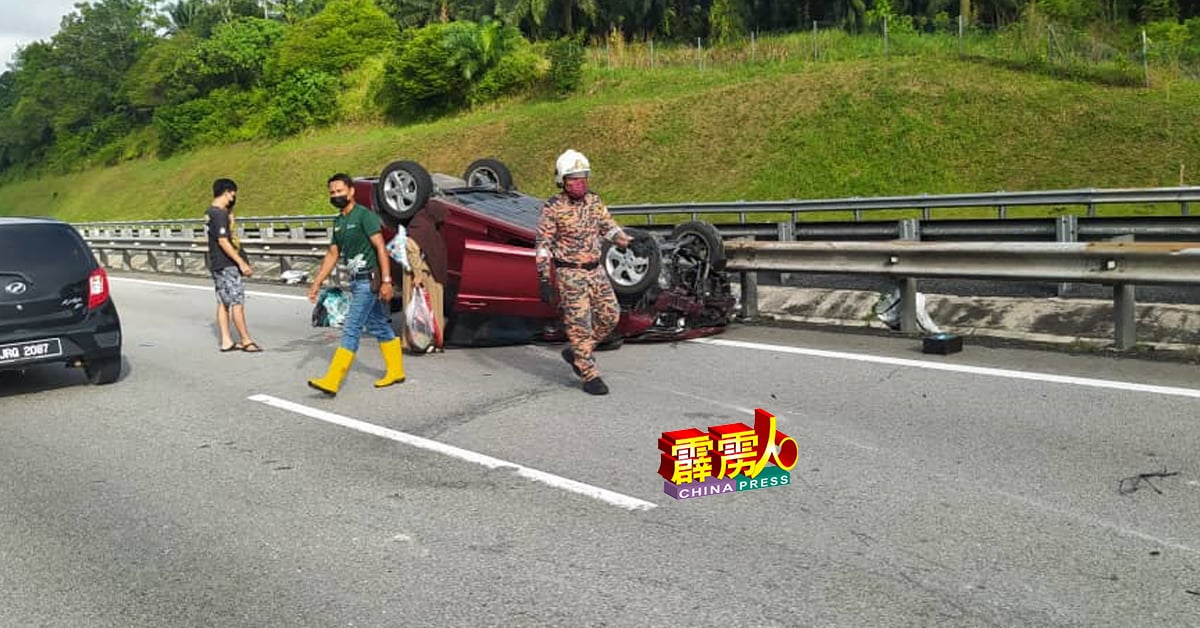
{"left": 555, "top": 149, "right": 591, "bottom": 186}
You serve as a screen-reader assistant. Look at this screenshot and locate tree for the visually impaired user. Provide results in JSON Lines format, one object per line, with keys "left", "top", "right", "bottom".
{"left": 271, "top": 0, "right": 399, "bottom": 78}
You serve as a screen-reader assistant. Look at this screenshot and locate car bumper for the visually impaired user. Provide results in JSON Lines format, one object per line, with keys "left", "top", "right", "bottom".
{"left": 0, "top": 303, "right": 122, "bottom": 370}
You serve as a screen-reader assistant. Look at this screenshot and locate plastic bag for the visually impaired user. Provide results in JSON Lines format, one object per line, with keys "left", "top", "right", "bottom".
{"left": 386, "top": 226, "right": 410, "bottom": 272}
{"left": 404, "top": 284, "right": 438, "bottom": 352}
{"left": 874, "top": 285, "right": 941, "bottom": 334}
{"left": 312, "top": 287, "right": 350, "bottom": 328}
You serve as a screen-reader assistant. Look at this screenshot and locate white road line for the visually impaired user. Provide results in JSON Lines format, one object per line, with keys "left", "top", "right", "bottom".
{"left": 248, "top": 394, "right": 658, "bottom": 512}
{"left": 690, "top": 338, "right": 1200, "bottom": 400}
{"left": 110, "top": 276, "right": 309, "bottom": 301}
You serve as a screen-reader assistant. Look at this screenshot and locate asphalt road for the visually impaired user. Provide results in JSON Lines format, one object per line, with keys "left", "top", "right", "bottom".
{"left": 2, "top": 272, "right": 1199, "bottom": 627}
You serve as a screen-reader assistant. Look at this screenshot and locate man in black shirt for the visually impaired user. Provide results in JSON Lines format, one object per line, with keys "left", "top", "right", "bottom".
{"left": 205, "top": 178, "right": 260, "bottom": 352}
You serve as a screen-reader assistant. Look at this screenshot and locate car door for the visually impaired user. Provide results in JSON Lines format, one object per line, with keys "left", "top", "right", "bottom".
{"left": 453, "top": 239, "right": 558, "bottom": 319}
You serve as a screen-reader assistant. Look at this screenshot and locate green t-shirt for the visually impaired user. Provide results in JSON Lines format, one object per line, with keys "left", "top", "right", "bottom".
{"left": 332, "top": 204, "right": 382, "bottom": 273}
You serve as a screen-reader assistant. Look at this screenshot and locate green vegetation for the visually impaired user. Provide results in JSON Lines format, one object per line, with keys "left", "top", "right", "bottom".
{"left": 1, "top": 53, "right": 1197, "bottom": 223}
{"left": 0, "top": 0, "right": 1199, "bottom": 222}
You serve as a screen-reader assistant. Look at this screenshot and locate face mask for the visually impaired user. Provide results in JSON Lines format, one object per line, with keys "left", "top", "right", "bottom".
{"left": 227, "top": 196, "right": 237, "bottom": 211}
{"left": 330, "top": 195, "right": 350, "bottom": 209}
{"left": 563, "top": 178, "right": 587, "bottom": 200}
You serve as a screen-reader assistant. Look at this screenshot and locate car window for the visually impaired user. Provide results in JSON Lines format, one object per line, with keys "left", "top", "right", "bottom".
{"left": 0, "top": 224, "right": 93, "bottom": 282}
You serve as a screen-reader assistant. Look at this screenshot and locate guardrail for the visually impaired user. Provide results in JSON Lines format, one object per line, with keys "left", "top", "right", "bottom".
{"left": 723, "top": 238, "right": 1200, "bottom": 349}
{"left": 88, "top": 238, "right": 326, "bottom": 279}
{"left": 76, "top": 186, "right": 1200, "bottom": 350}
{"left": 70, "top": 184, "right": 1198, "bottom": 248}
{"left": 610, "top": 186, "right": 1200, "bottom": 223}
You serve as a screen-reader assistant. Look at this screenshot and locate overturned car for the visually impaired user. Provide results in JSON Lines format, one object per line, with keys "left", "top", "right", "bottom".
{"left": 350, "top": 158, "right": 736, "bottom": 348}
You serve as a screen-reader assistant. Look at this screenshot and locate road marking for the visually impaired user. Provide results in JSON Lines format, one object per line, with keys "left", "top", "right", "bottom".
{"left": 248, "top": 394, "right": 657, "bottom": 512}
{"left": 691, "top": 338, "right": 1200, "bottom": 400}
{"left": 110, "top": 276, "right": 309, "bottom": 301}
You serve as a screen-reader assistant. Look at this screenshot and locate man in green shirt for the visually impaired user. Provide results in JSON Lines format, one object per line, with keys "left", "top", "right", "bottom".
{"left": 306, "top": 173, "right": 404, "bottom": 396}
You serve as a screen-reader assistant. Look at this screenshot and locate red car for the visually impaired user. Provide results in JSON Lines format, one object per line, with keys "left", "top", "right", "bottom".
{"left": 351, "top": 158, "right": 735, "bottom": 348}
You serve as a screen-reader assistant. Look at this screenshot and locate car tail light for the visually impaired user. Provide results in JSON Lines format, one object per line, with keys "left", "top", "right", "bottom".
{"left": 88, "top": 267, "right": 110, "bottom": 310}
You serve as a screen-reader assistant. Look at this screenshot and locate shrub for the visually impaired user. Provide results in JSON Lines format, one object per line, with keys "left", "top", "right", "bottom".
{"left": 271, "top": 0, "right": 398, "bottom": 80}
{"left": 264, "top": 69, "right": 340, "bottom": 137}
{"left": 152, "top": 87, "right": 260, "bottom": 154}
{"left": 472, "top": 46, "right": 545, "bottom": 105}
{"left": 382, "top": 23, "right": 464, "bottom": 119}
{"left": 546, "top": 35, "right": 585, "bottom": 95}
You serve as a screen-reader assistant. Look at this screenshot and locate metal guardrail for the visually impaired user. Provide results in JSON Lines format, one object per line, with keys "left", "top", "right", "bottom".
{"left": 724, "top": 238, "right": 1200, "bottom": 350}
{"left": 612, "top": 186, "right": 1200, "bottom": 223}
{"left": 70, "top": 186, "right": 1200, "bottom": 238}
{"left": 88, "top": 238, "right": 326, "bottom": 278}
{"left": 76, "top": 186, "right": 1200, "bottom": 350}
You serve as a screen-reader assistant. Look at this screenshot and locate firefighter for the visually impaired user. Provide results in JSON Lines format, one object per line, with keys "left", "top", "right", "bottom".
{"left": 535, "top": 149, "right": 637, "bottom": 395}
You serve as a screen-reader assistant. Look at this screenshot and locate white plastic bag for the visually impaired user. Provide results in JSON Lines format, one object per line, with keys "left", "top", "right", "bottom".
{"left": 874, "top": 285, "right": 941, "bottom": 334}
{"left": 386, "top": 226, "right": 410, "bottom": 272}
{"left": 405, "top": 284, "right": 437, "bottom": 352}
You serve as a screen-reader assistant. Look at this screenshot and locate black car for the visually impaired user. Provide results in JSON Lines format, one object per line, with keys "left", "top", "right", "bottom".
{"left": 0, "top": 217, "right": 122, "bottom": 384}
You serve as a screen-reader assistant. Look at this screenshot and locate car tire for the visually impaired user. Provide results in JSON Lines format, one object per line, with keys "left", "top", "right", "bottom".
{"left": 602, "top": 227, "right": 661, "bottom": 296}
{"left": 671, "top": 220, "right": 727, "bottom": 272}
{"left": 375, "top": 160, "right": 433, "bottom": 223}
{"left": 85, "top": 356, "right": 121, "bottom": 385}
{"left": 463, "top": 158, "right": 514, "bottom": 191}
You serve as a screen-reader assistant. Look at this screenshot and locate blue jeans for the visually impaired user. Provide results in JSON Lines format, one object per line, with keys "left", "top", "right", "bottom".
{"left": 340, "top": 279, "right": 396, "bottom": 352}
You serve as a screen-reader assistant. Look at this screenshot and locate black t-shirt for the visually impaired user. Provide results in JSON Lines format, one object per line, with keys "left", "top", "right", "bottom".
{"left": 204, "top": 206, "right": 235, "bottom": 271}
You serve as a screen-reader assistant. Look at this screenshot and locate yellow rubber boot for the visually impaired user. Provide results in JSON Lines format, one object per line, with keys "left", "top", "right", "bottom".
{"left": 375, "top": 338, "right": 406, "bottom": 388}
{"left": 307, "top": 347, "right": 355, "bottom": 396}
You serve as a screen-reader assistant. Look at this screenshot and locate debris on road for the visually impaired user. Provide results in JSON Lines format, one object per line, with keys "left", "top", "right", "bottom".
{"left": 1117, "top": 469, "right": 1181, "bottom": 495}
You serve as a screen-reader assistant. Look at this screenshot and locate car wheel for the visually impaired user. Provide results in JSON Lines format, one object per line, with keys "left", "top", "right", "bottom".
{"left": 463, "top": 158, "right": 514, "bottom": 191}
{"left": 375, "top": 160, "right": 433, "bottom": 223}
{"left": 602, "top": 227, "right": 661, "bottom": 296}
{"left": 85, "top": 356, "right": 121, "bottom": 385}
{"left": 671, "top": 220, "right": 727, "bottom": 272}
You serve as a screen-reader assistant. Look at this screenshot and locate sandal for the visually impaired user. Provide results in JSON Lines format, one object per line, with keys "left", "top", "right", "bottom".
{"left": 242, "top": 342, "right": 263, "bottom": 353}
{"left": 220, "top": 343, "right": 244, "bottom": 352}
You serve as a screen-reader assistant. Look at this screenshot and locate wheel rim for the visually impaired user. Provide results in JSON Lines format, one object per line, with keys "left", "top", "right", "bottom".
{"left": 605, "top": 245, "right": 650, "bottom": 288}
{"left": 383, "top": 170, "right": 419, "bottom": 213}
{"left": 466, "top": 167, "right": 499, "bottom": 188}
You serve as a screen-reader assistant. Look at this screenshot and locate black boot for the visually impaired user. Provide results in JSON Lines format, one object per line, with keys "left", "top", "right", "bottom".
{"left": 561, "top": 347, "right": 583, "bottom": 378}
{"left": 583, "top": 377, "right": 609, "bottom": 395}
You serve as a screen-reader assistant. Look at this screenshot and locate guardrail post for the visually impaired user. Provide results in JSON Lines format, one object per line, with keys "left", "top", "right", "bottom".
{"left": 290, "top": 226, "right": 306, "bottom": 240}
{"left": 1055, "top": 215, "right": 1078, "bottom": 296}
{"left": 740, "top": 269, "right": 759, "bottom": 321}
{"left": 776, "top": 221, "right": 795, "bottom": 285}
{"left": 898, "top": 219, "right": 920, "bottom": 333}
{"left": 1183, "top": 201, "right": 1191, "bottom": 217}
{"left": 1111, "top": 234, "right": 1136, "bottom": 350}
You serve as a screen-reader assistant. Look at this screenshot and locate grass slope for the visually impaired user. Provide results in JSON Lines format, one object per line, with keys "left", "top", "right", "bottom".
{"left": 1, "top": 56, "right": 1198, "bottom": 223}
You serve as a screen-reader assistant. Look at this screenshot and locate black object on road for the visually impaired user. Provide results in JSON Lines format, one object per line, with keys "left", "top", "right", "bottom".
{"left": 922, "top": 333, "right": 963, "bottom": 355}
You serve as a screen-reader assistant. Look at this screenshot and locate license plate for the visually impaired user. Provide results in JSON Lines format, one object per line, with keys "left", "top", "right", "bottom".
{"left": 0, "top": 338, "right": 63, "bottom": 365}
